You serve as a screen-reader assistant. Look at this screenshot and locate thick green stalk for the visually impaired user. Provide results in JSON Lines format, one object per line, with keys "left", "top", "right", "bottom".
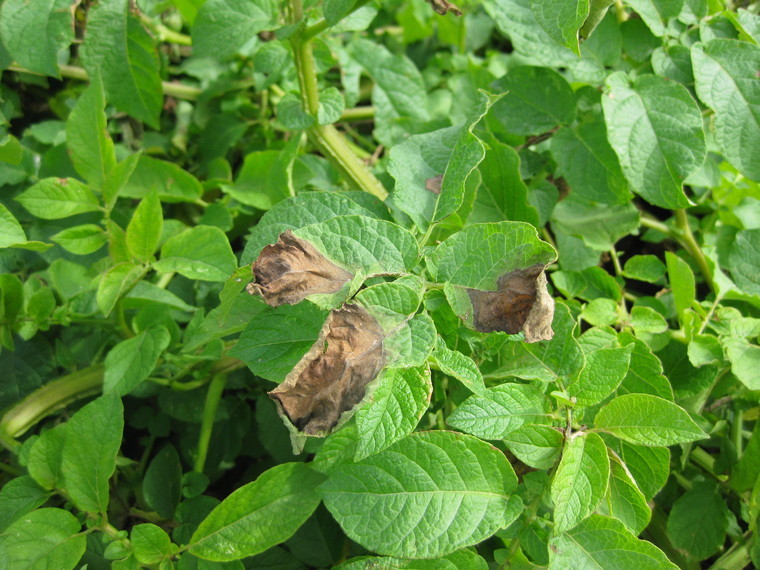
{"left": 194, "top": 374, "right": 228, "bottom": 474}
{"left": 674, "top": 209, "right": 714, "bottom": 293}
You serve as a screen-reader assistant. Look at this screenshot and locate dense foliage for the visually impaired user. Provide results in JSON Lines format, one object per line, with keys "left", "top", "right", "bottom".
{"left": 0, "top": 0, "right": 759, "bottom": 568}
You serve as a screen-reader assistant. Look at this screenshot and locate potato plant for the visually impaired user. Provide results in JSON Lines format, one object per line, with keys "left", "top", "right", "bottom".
{"left": 0, "top": 0, "right": 759, "bottom": 568}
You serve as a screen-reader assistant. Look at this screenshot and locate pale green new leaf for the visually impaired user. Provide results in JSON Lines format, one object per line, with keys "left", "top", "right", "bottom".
{"left": 0, "top": 203, "right": 52, "bottom": 252}
{"left": 448, "top": 383, "right": 545, "bottom": 440}
{"left": 15, "top": 178, "right": 100, "bottom": 219}
{"left": 60, "top": 395, "right": 124, "bottom": 513}
{"left": 66, "top": 74, "right": 116, "bottom": 188}
{"left": 192, "top": 0, "right": 277, "bottom": 58}
{"left": 0, "top": 508, "right": 86, "bottom": 570}
{"left": 131, "top": 524, "right": 173, "bottom": 566}
{"left": 530, "top": 0, "right": 590, "bottom": 55}
{"left": 320, "top": 431, "right": 521, "bottom": 558}
{"left": 602, "top": 73, "right": 705, "bottom": 208}
{"left": 549, "top": 515, "right": 678, "bottom": 569}
{"left": 154, "top": 226, "right": 236, "bottom": 282}
{"left": 666, "top": 251, "right": 696, "bottom": 325}
{"left": 104, "top": 327, "right": 171, "bottom": 396}
{"left": 189, "top": 463, "right": 326, "bottom": 561}
{"left": 0, "top": 0, "right": 73, "bottom": 77}
{"left": 595, "top": 394, "right": 707, "bottom": 446}
{"left": 126, "top": 191, "right": 163, "bottom": 262}
{"left": 691, "top": 40, "right": 760, "bottom": 181}
{"left": 551, "top": 432, "right": 610, "bottom": 533}
{"left": 354, "top": 366, "right": 432, "bottom": 460}
{"left": 80, "top": 0, "right": 162, "bottom": 127}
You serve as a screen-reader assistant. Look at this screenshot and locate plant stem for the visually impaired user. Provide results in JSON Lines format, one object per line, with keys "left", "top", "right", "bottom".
{"left": 340, "top": 105, "right": 375, "bottom": 122}
{"left": 9, "top": 65, "right": 202, "bottom": 101}
{"left": 674, "top": 209, "right": 714, "bottom": 293}
{"left": 0, "top": 364, "right": 104, "bottom": 442}
{"left": 707, "top": 537, "right": 752, "bottom": 570}
{"left": 194, "top": 374, "right": 228, "bottom": 474}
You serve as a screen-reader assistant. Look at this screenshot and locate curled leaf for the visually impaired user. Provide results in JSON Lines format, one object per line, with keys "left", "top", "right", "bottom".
{"left": 247, "top": 230, "right": 352, "bottom": 306}
{"left": 467, "top": 264, "right": 554, "bottom": 342}
{"left": 269, "top": 304, "right": 386, "bottom": 436}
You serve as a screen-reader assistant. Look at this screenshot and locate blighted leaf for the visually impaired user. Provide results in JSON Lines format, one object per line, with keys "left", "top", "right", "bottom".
{"left": 427, "top": 0, "right": 462, "bottom": 16}
{"left": 269, "top": 304, "right": 385, "bottom": 436}
{"left": 248, "top": 230, "right": 353, "bottom": 307}
{"left": 428, "top": 222, "right": 557, "bottom": 342}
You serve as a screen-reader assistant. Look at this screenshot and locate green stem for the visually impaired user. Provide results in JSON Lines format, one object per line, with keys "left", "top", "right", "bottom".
{"left": 9, "top": 65, "right": 202, "bottom": 101}
{"left": 674, "top": 209, "right": 714, "bottom": 293}
{"left": 194, "top": 374, "right": 228, "bottom": 474}
{"left": 707, "top": 537, "right": 751, "bottom": 570}
{"left": 0, "top": 365, "right": 104, "bottom": 442}
{"left": 340, "top": 105, "right": 375, "bottom": 122}
{"left": 733, "top": 406, "right": 744, "bottom": 458}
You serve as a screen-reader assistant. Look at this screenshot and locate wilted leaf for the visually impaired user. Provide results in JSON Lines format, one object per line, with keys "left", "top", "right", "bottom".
{"left": 269, "top": 304, "right": 385, "bottom": 436}
{"left": 248, "top": 230, "right": 353, "bottom": 306}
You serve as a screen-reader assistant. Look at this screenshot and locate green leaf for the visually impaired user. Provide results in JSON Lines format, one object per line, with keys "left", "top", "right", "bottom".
{"left": 609, "top": 440, "right": 670, "bottom": 501}
{"left": 189, "top": 463, "right": 325, "bottom": 561}
{"left": 448, "top": 383, "right": 545, "bottom": 439}
{"left": 692, "top": 39, "right": 760, "bottom": 180}
{"left": 318, "top": 87, "right": 345, "bottom": 125}
{"left": 0, "top": 508, "right": 86, "bottom": 569}
{"left": 51, "top": 224, "right": 107, "bottom": 255}
{"left": 503, "top": 424, "right": 564, "bottom": 470}
{"left": 551, "top": 432, "right": 610, "bottom": 533}
{"left": 623, "top": 255, "right": 666, "bottom": 283}
{"left": 568, "top": 346, "right": 632, "bottom": 407}
{"left": 227, "top": 141, "right": 299, "bottom": 210}
{"left": 388, "top": 92, "right": 490, "bottom": 230}
{"left": 491, "top": 66, "right": 576, "bottom": 135}
{"left": 354, "top": 366, "right": 432, "bottom": 460}
{"left": 126, "top": 191, "right": 163, "bottom": 262}
{"left": 293, "top": 216, "right": 419, "bottom": 278}
{"left": 549, "top": 514, "right": 678, "bottom": 569}
{"left": 665, "top": 251, "right": 696, "bottom": 324}
{"left": 122, "top": 156, "right": 204, "bottom": 203}
{"left": 602, "top": 72, "right": 705, "bottom": 208}
{"left": 341, "top": 550, "right": 489, "bottom": 569}
{"left": 241, "top": 191, "right": 389, "bottom": 265}
{"left": 154, "top": 226, "right": 236, "bottom": 282}
{"left": 617, "top": 333, "right": 673, "bottom": 400}
{"left": 0, "top": 203, "right": 52, "bottom": 252}
{"left": 595, "top": 394, "right": 707, "bottom": 446}
{"left": 142, "top": 445, "right": 182, "bottom": 520}
{"left": 66, "top": 74, "right": 116, "bottom": 188}
{"left": 552, "top": 266, "right": 622, "bottom": 301}
{"left": 80, "top": 0, "right": 162, "bottom": 127}
{"left": 131, "top": 524, "right": 174, "bottom": 565}
{"left": 0, "top": 0, "right": 73, "bottom": 77}
{"left": 192, "top": 0, "right": 277, "bottom": 59}
{"left": 383, "top": 311, "right": 437, "bottom": 367}
{"left": 483, "top": 302, "right": 584, "bottom": 381}
{"left": 687, "top": 334, "right": 723, "bottom": 367}
{"left": 26, "top": 426, "right": 66, "bottom": 491}
{"left": 551, "top": 195, "right": 639, "bottom": 250}
{"left": 229, "top": 302, "right": 327, "bottom": 382}
{"left": 60, "top": 395, "right": 124, "bottom": 513}
{"left": 722, "top": 337, "right": 760, "bottom": 390}
{"left": 598, "top": 454, "right": 651, "bottom": 535}
{"left": 551, "top": 121, "right": 631, "bottom": 204}
{"left": 580, "top": 298, "right": 618, "bottom": 326}
{"left": 324, "top": 0, "right": 357, "bottom": 25}
{"left": 320, "top": 431, "right": 521, "bottom": 558}
{"left": 626, "top": 0, "right": 684, "bottom": 36}
{"left": 15, "top": 178, "right": 100, "bottom": 219}
{"left": 666, "top": 480, "right": 729, "bottom": 561}
{"left": 530, "top": 0, "right": 590, "bottom": 55}
{"left": 629, "top": 306, "right": 668, "bottom": 335}
{"left": 470, "top": 137, "right": 540, "bottom": 226}
{"left": 728, "top": 229, "right": 760, "bottom": 296}
{"left": 102, "top": 152, "right": 141, "bottom": 209}
{"left": 432, "top": 343, "right": 487, "bottom": 395}
{"left": 96, "top": 262, "right": 146, "bottom": 316}
{"left": 0, "top": 477, "right": 50, "bottom": 533}
{"left": 104, "top": 327, "right": 171, "bottom": 396}
{"left": 276, "top": 93, "right": 316, "bottom": 130}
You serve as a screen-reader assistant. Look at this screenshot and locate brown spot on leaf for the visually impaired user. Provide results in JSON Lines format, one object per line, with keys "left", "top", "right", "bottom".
{"left": 425, "top": 174, "right": 443, "bottom": 194}
{"left": 467, "top": 264, "right": 554, "bottom": 342}
{"left": 427, "top": 0, "right": 462, "bottom": 16}
{"left": 247, "top": 230, "right": 353, "bottom": 306}
{"left": 269, "top": 304, "right": 385, "bottom": 435}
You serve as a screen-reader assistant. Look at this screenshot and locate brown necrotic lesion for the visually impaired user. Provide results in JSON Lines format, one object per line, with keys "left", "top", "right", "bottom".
{"left": 268, "top": 304, "right": 386, "bottom": 436}
{"left": 247, "top": 230, "right": 353, "bottom": 306}
{"left": 467, "top": 264, "right": 555, "bottom": 343}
